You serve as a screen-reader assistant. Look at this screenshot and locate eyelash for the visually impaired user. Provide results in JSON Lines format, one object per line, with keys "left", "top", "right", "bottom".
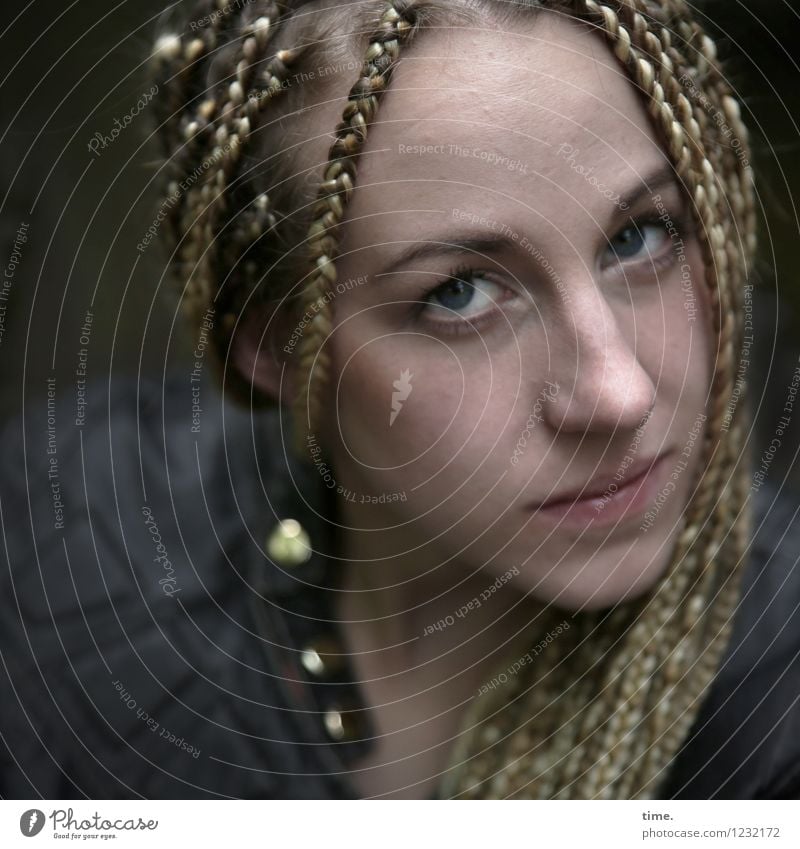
{"left": 412, "top": 211, "right": 692, "bottom": 337}
{"left": 601, "top": 212, "right": 690, "bottom": 274}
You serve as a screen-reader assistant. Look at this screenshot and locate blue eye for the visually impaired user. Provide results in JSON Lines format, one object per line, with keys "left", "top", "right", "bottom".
{"left": 416, "top": 267, "right": 510, "bottom": 336}
{"left": 424, "top": 269, "right": 504, "bottom": 318}
{"left": 429, "top": 276, "right": 475, "bottom": 311}
{"left": 605, "top": 221, "right": 670, "bottom": 265}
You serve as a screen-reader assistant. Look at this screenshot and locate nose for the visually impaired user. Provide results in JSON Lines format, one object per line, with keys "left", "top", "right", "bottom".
{"left": 542, "top": 287, "right": 656, "bottom": 435}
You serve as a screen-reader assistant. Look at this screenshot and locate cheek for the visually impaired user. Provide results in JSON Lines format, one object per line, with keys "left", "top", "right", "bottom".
{"left": 636, "top": 245, "right": 713, "bottom": 400}
{"left": 327, "top": 318, "right": 521, "bottom": 479}
{"left": 671, "top": 249, "right": 714, "bottom": 399}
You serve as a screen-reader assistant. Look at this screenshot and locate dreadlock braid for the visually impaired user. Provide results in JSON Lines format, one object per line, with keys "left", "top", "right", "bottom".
{"left": 151, "top": 0, "right": 303, "bottom": 392}
{"left": 152, "top": 0, "right": 756, "bottom": 800}
{"left": 291, "top": 0, "right": 419, "bottom": 454}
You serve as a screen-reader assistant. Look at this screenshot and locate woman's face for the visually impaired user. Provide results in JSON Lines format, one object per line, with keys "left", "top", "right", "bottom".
{"left": 287, "top": 10, "right": 713, "bottom": 610}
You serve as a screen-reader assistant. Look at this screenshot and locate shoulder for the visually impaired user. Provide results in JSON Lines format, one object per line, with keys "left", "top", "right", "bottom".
{"left": 0, "top": 372, "right": 321, "bottom": 798}
{"left": 0, "top": 371, "right": 270, "bottom": 623}
{"left": 661, "top": 481, "right": 800, "bottom": 799}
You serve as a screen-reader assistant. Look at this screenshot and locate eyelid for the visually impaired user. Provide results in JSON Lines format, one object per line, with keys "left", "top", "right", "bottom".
{"left": 424, "top": 266, "right": 506, "bottom": 309}
{"left": 413, "top": 266, "right": 514, "bottom": 336}
{"left": 600, "top": 210, "right": 687, "bottom": 270}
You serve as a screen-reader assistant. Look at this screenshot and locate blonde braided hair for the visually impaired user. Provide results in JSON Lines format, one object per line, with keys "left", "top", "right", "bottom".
{"left": 151, "top": 0, "right": 757, "bottom": 799}
{"left": 151, "top": 0, "right": 304, "bottom": 400}
{"left": 292, "top": 0, "right": 418, "bottom": 453}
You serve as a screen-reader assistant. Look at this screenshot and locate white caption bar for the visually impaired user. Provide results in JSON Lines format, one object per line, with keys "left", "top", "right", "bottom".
{"left": 1, "top": 800, "right": 798, "bottom": 848}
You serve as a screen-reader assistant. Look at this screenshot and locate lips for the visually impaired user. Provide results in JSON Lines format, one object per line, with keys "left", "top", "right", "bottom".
{"left": 529, "top": 451, "right": 674, "bottom": 529}
{"left": 532, "top": 453, "right": 668, "bottom": 509}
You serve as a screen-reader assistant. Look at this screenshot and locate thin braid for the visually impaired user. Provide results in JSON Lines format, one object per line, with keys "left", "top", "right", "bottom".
{"left": 151, "top": 4, "right": 223, "bottom": 266}
{"left": 151, "top": 0, "right": 304, "bottom": 361}
{"left": 291, "top": 0, "right": 419, "bottom": 454}
{"left": 634, "top": 422, "right": 755, "bottom": 795}
{"left": 185, "top": 6, "right": 301, "bottom": 330}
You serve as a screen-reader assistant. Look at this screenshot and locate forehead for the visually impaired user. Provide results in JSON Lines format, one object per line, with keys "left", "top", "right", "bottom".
{"left": 338, "top": 10, "right": 671, "bottom": 248}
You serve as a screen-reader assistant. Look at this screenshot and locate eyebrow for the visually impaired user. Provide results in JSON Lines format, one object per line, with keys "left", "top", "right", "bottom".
{"left": 623, "top": 162, "right": 682, "bottom": 210}
{"left": 375, "top": 163, "right": 683, "bottom": 278}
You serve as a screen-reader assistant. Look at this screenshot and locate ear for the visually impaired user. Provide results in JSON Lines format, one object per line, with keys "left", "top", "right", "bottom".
{"left": 229, "top": 304, "right": 297, "bottom": 406}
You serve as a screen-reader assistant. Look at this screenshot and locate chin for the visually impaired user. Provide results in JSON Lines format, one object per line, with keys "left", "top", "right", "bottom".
{"left": 523, "top": 549, "right": 674, "bottom": 613}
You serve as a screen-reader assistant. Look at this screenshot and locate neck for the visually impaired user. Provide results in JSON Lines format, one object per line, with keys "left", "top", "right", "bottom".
{"left": 328, "top": 493, "right": 548, "bottom": 799}
{"left": 331, "top": 494, "right": 546, "bottom": 694}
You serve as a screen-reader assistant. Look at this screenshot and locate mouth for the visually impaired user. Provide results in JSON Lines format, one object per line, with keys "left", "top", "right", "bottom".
{"left": 528, "top": 451, "right": 674, "bottom": 530}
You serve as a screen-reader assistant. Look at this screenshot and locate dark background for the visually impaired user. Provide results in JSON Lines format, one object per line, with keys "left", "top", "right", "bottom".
{"left": 1, "top": 0, "right": 799, "bottom": 483}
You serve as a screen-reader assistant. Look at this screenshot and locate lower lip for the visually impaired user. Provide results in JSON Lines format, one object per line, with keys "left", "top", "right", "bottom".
{"left": 531, "top": 453, "right": 672, "bottom": 530}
